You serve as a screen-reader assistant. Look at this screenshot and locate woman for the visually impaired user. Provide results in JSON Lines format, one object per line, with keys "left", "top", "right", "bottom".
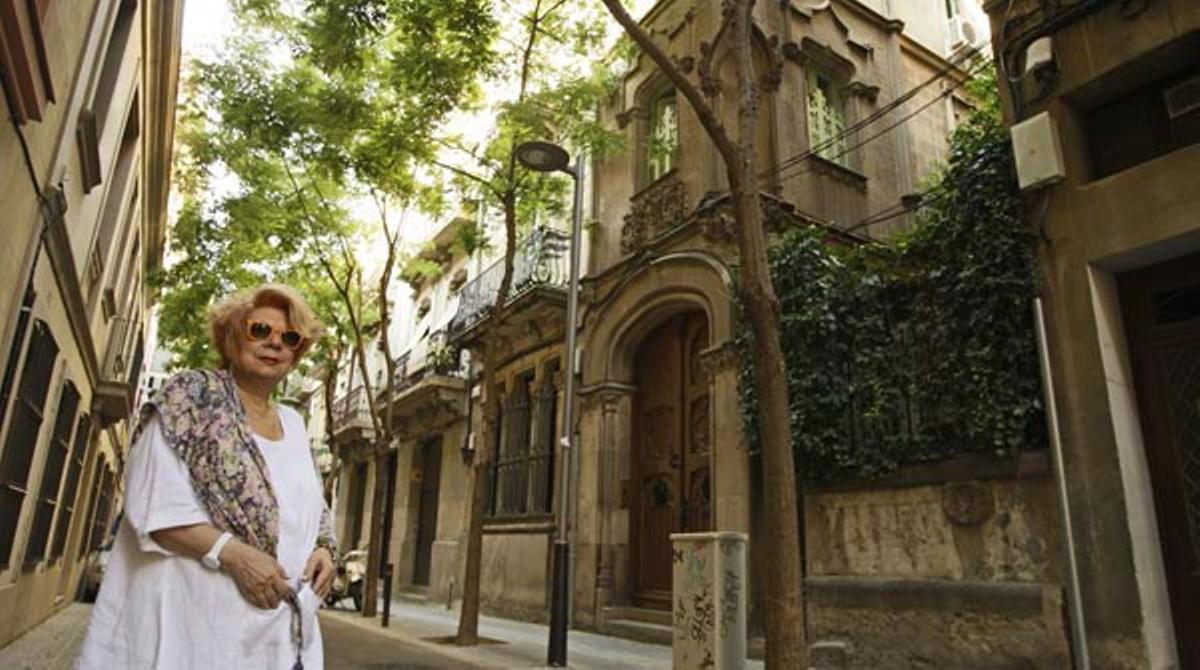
{"left": 77, "top": 284, "right": 337, "bottom": 669}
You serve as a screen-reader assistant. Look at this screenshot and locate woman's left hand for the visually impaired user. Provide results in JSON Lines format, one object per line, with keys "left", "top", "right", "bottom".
{"left": 302, "top": 547, "right": 335, "bottom": 599}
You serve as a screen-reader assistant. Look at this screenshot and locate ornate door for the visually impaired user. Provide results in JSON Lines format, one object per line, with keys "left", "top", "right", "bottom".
{"left": 632, "top": 312, "right": 711, "bottom": 608}
{"left": 1120, "top": 253, "right": 1200, "bottom": 669}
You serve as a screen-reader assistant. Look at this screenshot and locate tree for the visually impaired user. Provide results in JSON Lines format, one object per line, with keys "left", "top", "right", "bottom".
{"left": 596, "top": 1, "right": 806, "bottom": 666}
{"left": 160, "top": 1, "right": 497, "bottom": 620}
{"left": 429, "top": 0, "right": 623, "bottom": 645}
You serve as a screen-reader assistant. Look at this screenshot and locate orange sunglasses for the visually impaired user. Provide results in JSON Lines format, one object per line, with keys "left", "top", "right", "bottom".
{"left": 245, "top": 320, "right": 304, "bottom": 350}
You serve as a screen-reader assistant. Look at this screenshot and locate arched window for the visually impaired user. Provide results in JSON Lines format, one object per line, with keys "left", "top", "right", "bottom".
{"left": 806, "top": 70, "right": 848, "bottom": 167}
{"left": 646, "top": 89, "right": 679, "bottom": 183}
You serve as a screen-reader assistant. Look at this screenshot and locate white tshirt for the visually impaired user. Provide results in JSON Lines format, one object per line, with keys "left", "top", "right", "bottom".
{"left": 76, "top": 405, "right": 326, "bottom": 669}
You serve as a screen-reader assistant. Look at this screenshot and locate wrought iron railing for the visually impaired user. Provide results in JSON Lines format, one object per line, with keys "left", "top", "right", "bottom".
{"left": 332, "top": 386, "right": 372, "bottom": 426}
{"left": 448, "top": 226, "right": 569, "bottom": 335}
{"left": 387, "top": 329, "right": 464, "bottom": 396}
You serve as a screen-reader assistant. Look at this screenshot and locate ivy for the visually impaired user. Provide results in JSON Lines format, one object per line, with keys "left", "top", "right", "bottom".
{"left": 738, "top": 90, "right": 1047, "bottom": 486}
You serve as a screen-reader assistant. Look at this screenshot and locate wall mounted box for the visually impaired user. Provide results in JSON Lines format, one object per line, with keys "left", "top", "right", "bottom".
{"left": 1011, "top": 111, "right": 1066, "bottom": 191}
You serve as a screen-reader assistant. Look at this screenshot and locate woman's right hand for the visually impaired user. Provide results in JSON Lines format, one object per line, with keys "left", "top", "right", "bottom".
{"left": 221, "top": 540, "right": 292, "bottom": 609}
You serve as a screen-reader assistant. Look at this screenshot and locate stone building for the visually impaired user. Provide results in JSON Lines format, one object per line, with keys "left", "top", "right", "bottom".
{"left": 984, "top": 0, "right": 1200, "bottom": 667}
{"left": 321, "top": 0, "right": 1075, "bottom": 664}
{"left": 0, "top": 0, "right": 182, "bottom": 648}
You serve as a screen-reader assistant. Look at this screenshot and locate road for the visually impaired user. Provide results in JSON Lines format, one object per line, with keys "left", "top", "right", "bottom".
{"left": 321, "top": 613, "right": 470, "bottom": 669}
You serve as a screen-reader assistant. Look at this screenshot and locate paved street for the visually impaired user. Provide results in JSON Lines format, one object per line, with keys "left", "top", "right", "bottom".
{"left": 322, "top": 613, "right": 472, "bottom": 669}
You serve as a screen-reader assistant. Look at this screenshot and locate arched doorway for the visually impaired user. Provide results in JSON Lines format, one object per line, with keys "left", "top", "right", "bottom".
{"left": 630, "top": 310, "right": 711, "bottom": 608}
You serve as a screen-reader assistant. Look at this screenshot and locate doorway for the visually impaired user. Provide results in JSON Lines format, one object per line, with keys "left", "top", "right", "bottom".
{"left": 1120, "top": 251, "right": 1200, "bottom": 669}
{"left": 630, "top": 311, "right": 711, "bottom": 608}
{"left": 411, "top": 437, "right": 442, "bottom": 587}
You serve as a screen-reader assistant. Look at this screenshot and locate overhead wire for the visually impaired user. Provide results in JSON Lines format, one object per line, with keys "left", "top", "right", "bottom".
{"left": 761, "top": 44, "right": 984, "bottom": 182}
{"left": 777, "top": 56, "right": 993, "bottom": 189}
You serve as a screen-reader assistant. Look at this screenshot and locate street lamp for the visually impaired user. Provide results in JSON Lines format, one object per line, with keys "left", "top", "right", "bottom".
{"left": 516, "top": 140, "right": 582, "bottom": 668}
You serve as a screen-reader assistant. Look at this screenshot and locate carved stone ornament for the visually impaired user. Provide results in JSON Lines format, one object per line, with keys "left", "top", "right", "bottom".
{"left": 846, "top": 80, "right": 880, "bottom": 103}
{"left": 942, "top": 481, "right": 996, "bottom": 527}
{"left": 698, "top": 342, "right": 740, "bottom": 380}
{"left": 616, "top": 105, "right": 647, "bottom": 130}
{"left": 697, "top": 206, "right": 735, "bottom": 244}
{"left": 620, "top": 174, "right": 688, "bottom": 255}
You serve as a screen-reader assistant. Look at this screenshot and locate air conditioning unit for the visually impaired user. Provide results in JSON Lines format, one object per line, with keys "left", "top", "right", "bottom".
{"left": 1165, "top": 76, "right": 1200, "bottom": 120}
{"left": 947, "top": 15, "right": 984, "bottom": 51}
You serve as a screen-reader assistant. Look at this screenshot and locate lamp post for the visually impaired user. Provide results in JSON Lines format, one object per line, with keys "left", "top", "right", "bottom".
{"left": 515, "top": 140, "right": 582, "bottom": 668}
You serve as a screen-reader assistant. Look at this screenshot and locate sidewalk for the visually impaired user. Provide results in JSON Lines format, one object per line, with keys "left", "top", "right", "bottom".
{"left": 322, "top": 597, "right": 766, "bottom": 669}
{"left": 0, "top": 603, "right": 91, "bottom": 670}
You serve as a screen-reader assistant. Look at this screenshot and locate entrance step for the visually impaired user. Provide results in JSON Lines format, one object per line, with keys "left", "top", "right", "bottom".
{"left": 395, "top": 586, "right": 431, "bottom": 604}
{"left": 600, "top": 606, "right": 672, "bottom": 646}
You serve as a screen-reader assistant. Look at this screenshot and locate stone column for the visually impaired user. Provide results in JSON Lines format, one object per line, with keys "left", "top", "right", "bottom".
{"left": 579, "top": 382, "right": 635, "bottom": 624}
{"left": 699, "top": 342, "right": 750, "bottom": 535}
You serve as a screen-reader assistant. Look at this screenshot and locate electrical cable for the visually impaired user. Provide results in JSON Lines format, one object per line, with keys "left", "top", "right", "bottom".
{"left": 761, "top": 44, "right": 984, "bottom": 181}
{"left": 1, "top": 63, "right": 48, "bottom": 204}
{"left": 776, "top": 57, "right": 993, "bottom": 188}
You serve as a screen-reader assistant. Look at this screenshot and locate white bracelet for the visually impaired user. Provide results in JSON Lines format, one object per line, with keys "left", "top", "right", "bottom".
{"left": 201, "top": 531, "right": 234, "bottom": 570}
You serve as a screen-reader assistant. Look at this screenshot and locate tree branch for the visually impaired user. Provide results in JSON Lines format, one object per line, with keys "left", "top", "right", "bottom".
{"left": 597, "top": 0, "right": 738, "bottom": 166}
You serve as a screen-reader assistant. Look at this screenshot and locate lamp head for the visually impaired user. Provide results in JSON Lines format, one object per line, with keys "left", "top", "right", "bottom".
{"left": 516, "top": 141, "right": 571, "bottom": 174}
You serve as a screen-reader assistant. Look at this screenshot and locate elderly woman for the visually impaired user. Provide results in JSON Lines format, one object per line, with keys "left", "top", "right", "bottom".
{"left": 77, "top": 285, "right": 336, "bottom": 669}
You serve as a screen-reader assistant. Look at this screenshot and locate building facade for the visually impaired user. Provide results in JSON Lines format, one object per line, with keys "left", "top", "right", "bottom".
{"left": 320, "top": 0, "right": 1074, "bottom": 664}
{"left": 0, "top": 0, "right": 182, "bottom": 648}
{"left": 985, "top": 0, "right": 1200, "bottom": 667}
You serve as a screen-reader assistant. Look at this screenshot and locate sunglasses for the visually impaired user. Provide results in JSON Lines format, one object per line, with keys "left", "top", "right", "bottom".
{"left": 245, "top": 320, "right": 304, "bottom": 350}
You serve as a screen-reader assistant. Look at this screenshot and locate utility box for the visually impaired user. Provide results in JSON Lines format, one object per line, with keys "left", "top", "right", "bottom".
{"left": 1011, "top": 111, "right": 1066, "bottom": 191}
{"left": 671, "top": 532, "right": 748, "bottom": 670}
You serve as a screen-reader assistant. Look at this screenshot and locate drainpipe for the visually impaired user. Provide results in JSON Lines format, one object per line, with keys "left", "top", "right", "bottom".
{"left": 1033, "top": 297, "right": 1091, "bottom": 669}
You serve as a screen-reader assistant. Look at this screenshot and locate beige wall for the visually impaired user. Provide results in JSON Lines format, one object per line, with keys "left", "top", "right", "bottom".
{"left": 0, "top": 0, "right": 180, "bottom": 648}
{"left": 984, "top": 0, "right": 1200, "bottom": 666}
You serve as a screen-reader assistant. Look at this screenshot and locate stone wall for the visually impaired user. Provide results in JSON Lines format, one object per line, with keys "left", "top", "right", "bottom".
{"left": 802, "top": 454, "right": 1070, "bottom": 668}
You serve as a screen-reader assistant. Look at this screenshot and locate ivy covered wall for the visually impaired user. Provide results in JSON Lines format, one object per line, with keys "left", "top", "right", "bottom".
{"left": 738, "top": 72, "right": 1047, "bottom": 486}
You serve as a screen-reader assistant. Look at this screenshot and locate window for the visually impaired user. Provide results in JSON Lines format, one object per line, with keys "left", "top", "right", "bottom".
{"left": 0, "top": 320, "right": 59, "bottom": 568}
{"left": 25, "top": 380, "right": 79, "bottom": 565}
{"left": 489, "top": 372, "right": 556, "bottom": 518}
{"left": 92, "top": 0, "right": 137, "bottom": 135}
{"left": 0, "top": 283, "right": 36, "bottom": 441}
{"left": 50, "top": 413, "right": 89, "bottom": 560}
{"left": 1085, "top": 68, "right": 1200, "bottom": 180}
{"left": 0, "top": 0, "right": 55, "bottom": 124}
{"left": 646, "top": 89, "right": 678, "bottom": 183}
{"left": 807, "top": 70, "right": 849, "bottom": 167}
{"left": 87, "top": 467, "right": 115, "bottom": 553}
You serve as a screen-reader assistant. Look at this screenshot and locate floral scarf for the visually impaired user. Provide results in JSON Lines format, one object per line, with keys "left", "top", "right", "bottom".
{"left": 132, "top": 368, "right": 336, "bottom": 558}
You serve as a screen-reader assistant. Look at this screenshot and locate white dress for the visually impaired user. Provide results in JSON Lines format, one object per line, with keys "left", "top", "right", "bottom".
{"left": 76, "top": 405, "right": 326, "bottom": 669}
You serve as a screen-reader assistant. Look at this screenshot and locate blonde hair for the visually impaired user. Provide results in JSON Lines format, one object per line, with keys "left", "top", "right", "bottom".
{"left": 209, "top": 284, "right": 323, "bottom": 368}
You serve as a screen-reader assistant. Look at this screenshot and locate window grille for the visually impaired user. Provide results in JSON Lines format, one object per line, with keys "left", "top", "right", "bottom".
{"left": 647, "top": 90, "right": 679, "bottom": 182}
{"left": 0, "top": 320, "right": 59, "bottom": 568}
{"left": 488, "top": 375, "right": 556, "bottom": 518}
{"left": 50, "top": 413, "right": 90, "bottom": 560}
{"left": 88, "top": 468, "right": 115, "bottom": 553}
{"left": 25, "top": 381, "right": 79, "bottom": 565}
{"left": 77, "top": 461, "right": 102, "bottom": 560}
{"left": 807, "top": 71, "right": 849, "bottom": 167}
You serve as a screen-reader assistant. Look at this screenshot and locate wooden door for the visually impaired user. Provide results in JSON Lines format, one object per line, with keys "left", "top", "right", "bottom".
{"left": 1120, "top": 252, "right": 1200, "bottom": 669}
{"left": 412, "top": 438, "right": 442, "bottom": 586}
{"left": 631, "top": 312, "right": 710, "bottom": 608}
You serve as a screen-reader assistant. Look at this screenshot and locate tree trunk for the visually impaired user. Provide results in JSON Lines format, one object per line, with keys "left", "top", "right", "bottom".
{"left": 596, "top": 0, "right": 806, "bottom": 665}
{"left": 456, "top": 360, "right": 493, "bottom": 644}
{"left": 727, "top": 3, "right": 805, "bottom": 667}
{"left": 361, "top": 447, "right": 389, "bottom": 618}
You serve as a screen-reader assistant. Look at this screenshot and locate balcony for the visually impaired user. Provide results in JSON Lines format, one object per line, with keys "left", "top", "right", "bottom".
{"left": 380, "top": 329, "right": 467, "bottom": 435}
{"left": 94, "top": 316, "right": 143, "bottom": 427}
{"left": 448, "top": 226, "right": 570, "bottom": 343}
{"left": 330, "top": 386, "right": 375, "bottom": 445}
